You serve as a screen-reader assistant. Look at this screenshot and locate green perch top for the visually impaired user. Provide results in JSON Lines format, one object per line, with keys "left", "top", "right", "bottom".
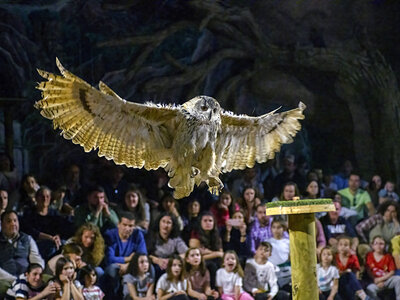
{"left": 266, "top": 198, "right": 333, "bottom": 208}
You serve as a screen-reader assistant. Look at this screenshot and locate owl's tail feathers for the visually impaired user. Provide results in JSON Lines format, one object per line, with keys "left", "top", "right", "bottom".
{"left": 165, "top": 163, "right": 195, "bottom": 199}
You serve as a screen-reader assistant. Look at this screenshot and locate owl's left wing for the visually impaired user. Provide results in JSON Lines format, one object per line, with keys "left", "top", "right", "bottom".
{"left": 216, "top": 102, "right": 306, "bottom": 172}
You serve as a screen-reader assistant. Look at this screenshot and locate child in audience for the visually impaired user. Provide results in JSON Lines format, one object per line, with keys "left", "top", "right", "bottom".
{"left": 185, "top": 247, "right": 219, "bottom": 300}
{"left": 216, "top": 250, "right": 253, "bottom": 300}
{"left": 267, "top": 219, "right": 291, "bottom": 291}
{"left": 244, "top": 242, "right": 289, "bottom": 300}
{"left": 5, "top": 263, "right": 57, "bottom": 300}
{"left": 335, "top": 236, "right": 368, "bottom": 300}
{"left": 365, "top": 235, "right": 400, "bottom": 299}
{"left": 53, "top": 257, "right": 84, "bottom": 300}
{"left": 123, "top": 253, "right": 155, "bottom": 300}
{"left": 317, "top": 247, "right": 341, "bottom": 300}
{"left": 80, "top": 265, "right": 104, "bottom": 300}
{"left": 210, "top": 190, "right": 238, "bottom": 229}
{"left": 156, "top": 255, "right": 189, "bottom": 300}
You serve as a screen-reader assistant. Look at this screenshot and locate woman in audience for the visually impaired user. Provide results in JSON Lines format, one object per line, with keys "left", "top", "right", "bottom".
{"left": 221, "top": 209, "right": 252, "bottom": 265}
{"left": 272, "top": 182, "right": 301, "bottom": 202}
{"left": 237, "top": 187, "right": 260, "bottom": 224}
{"left": 182, "top": 199, "right": 202, "bottom": 244}
{"left": 303, "top": 180, "right": 320, "bottom": 199}
{"left": 189, "top": 212, "right": 223, "bottom": 289}
{"left": 118, "top": 185, "right": 150, "bottom": 232}
{"left": 21, "top": 186, "right": 71, "bottom": 260}
{"left": 147, "top": 212, "right": 188, "bottom": 280}
{"left": 356, "top": 200, "right": 400, "bottom": 244}
{"left": 69, "top": 223, "right": 105, "bottom": 271}
{"left": 14, "top": 174, "right": 40, "bottom": 215}
{"left": 159, "top": 194, "right": 184, "bottom": 231}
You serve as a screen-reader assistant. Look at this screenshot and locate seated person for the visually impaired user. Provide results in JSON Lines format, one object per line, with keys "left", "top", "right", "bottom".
{"left": 320, "top": 199, "right": 358, "bottom": 252}
{"left": 74, "top": 185, "right": 119, "bottom": 232}
{"left": 379, "top": 180, "right": 400, "bottom": 204}
{"left": 338, "top": 172, "right": 375, "bottom": 224}
{"left": 0, "top": 211, "right": 44, "bottom": 297}
{"left": 117, "top": 185, "right": 150, "bottom": 232}
{"left": 147, "top": 212, "right": 188, "bottom": 280}
{"left": 356, "top": 200, "right": 400, "bottom": 244}
{"left": 103, "top": 211, "right": 147, "bottom": 298}
{"left": 249, "top": 204, "right": 288, "bottom": 255}
{"left": 266, "top": 219, "right": 291, "bottom": 291}
{"left": 221, "top": 210, "right": 252, "bottom": 264}
{"left": 5, "top": 263, "right": 56, "bottom": 300}
{"left": 45, "top": 243, "right": 84, "bottom": 276}
{"left": 244, "top": 242, "right": 290, "bottom": 300}
{"left": 21, "top": 186, "right": 72, "bottom": 260}
{"left": 365, "top": 236, "right": 400, "bottom": 299}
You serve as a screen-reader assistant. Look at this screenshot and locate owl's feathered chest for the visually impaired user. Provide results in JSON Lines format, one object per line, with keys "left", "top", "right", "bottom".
{"left": 173, "top": 115, "right": 220, "bottom": 155}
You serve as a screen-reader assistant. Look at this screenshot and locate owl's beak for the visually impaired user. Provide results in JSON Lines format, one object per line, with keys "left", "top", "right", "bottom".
{"left": 209, "top": 111, "right": 212, "bottom": 120}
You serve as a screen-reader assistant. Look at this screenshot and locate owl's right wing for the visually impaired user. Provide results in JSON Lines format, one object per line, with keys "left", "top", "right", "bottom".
{"left": 216, "top": 102, "right": 306, "bottom": 173}
{"left": 35, "top": 58, "right": 180, "bottom": 170}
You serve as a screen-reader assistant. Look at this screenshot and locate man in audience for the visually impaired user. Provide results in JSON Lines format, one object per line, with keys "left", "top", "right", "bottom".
{"left": 103, "top": 211, "right": 147, "bottom": 298}
{"left": 320, "top": 199, "right": 358, "bottom": 251}
{"left": 338, "top": 172, "right": 375, "bottom": 223}
{"left": 249, "top": 204, "right": 288, "bottom": 254}
{"left": 272, "top": 154, "right": 306, "bottom": 197}
{"left": 0, "top": 210, "right": 44, "bottom": 297}
{"left": 74, "top": 185, "right": 119, "bottom": 232}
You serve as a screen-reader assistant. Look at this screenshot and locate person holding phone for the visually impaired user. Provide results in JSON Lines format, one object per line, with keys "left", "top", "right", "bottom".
{"left": 221, "top": 210, "right": 252, "bottom": 266}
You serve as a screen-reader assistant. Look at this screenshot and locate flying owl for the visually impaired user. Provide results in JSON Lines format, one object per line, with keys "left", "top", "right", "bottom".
{"left": 35, "top": 58, "right": 306, "bottom": 199}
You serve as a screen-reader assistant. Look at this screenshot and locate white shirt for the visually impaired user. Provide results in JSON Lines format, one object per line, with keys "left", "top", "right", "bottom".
{"left": 243, "top": 259, "right": 278, "bottom": 298}
{"left": 156, "top": 273, "right": 187, "bottom": 294}
{"left": 267, "top": 237, "right": 290, "bottom": 266}
{"left": 317, "top": 264, "right": 339, "bottom": 292}
{"left": 216, "top": 268, "right": 243, "bottom": 295}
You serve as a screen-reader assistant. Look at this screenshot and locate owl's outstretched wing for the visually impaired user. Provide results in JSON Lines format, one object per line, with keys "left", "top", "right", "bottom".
{"left": 35, "top": 58, "right": 180, "bottom": 170}
{"left": 217, "top": 102, "right": 306, "bottom": 172}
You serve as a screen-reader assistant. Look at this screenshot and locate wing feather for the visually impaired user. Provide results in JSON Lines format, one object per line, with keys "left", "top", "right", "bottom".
{"left": 35, "top": 58, "right": 180, "bottom": 170}
{"left": 217, "top": 102, "right": 306, "bottom": 172}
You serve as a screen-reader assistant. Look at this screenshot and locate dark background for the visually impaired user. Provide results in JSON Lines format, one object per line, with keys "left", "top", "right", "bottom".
{"left": 1, "top": 0, "right": 400, "bottom": 185}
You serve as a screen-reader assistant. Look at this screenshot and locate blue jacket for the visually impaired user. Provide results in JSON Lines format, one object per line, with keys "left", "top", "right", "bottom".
{"left": 104, "top": 227, "right": 147, "bottom": 265}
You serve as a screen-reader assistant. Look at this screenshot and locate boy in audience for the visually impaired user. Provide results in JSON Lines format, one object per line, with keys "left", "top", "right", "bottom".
{"left": 365, "top": 235, "right": 400, "bottom": 299}
{"left": 244, "top": 241, "right": 289, "bottom": 300}
{"left": 267, "top": 219, "right": 291, "bottom": 293}
{"left": 45, "top": 243, "right": 85, "bottom": 275}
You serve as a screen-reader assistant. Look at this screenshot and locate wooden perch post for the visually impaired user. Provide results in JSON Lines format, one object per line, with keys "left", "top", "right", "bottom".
{"left": 266, "top": 199, "right": 335, "bottom": 300}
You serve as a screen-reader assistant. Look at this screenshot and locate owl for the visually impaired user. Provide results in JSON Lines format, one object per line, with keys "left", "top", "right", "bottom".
{"left": 35, "top": 58, "right": 306, "bottom": 199}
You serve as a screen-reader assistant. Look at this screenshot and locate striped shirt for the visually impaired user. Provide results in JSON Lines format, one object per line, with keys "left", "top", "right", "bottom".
{"left": 5, "top": 274, "right": 46, "bottom": 299}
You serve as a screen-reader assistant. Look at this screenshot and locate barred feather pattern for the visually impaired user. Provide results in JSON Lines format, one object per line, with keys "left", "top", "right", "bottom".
{"left": 35, "top": 58, "right": 306, "bottom": 199}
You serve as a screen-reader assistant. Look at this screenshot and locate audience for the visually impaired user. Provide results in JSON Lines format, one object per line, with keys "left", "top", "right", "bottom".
{"left": 74, "top": 185, "right": 119, "bottom": 232}
{"left": 3, "top": 154, "right": 400, "bottom": 299}
{"left": 0, "top": 211, "right": 44, "bottom": 293}
{"left": 338, "top": 172, "right": 375, "bottom": 224}
{"left": 365, "top": 236, "right": 400, "bottom": 299}
{"left": 103, "top": 211, "right": 147, "bottom": 298}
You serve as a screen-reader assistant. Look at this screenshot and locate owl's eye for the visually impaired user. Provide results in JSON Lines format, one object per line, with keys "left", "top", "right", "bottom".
{"left": 201, "top": 105, "right": 208, "bottom": 111}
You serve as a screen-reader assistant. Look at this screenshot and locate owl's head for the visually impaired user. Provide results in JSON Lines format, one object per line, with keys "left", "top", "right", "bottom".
{"left": 182, "top": 96, "right": 221, "bottom": 124}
